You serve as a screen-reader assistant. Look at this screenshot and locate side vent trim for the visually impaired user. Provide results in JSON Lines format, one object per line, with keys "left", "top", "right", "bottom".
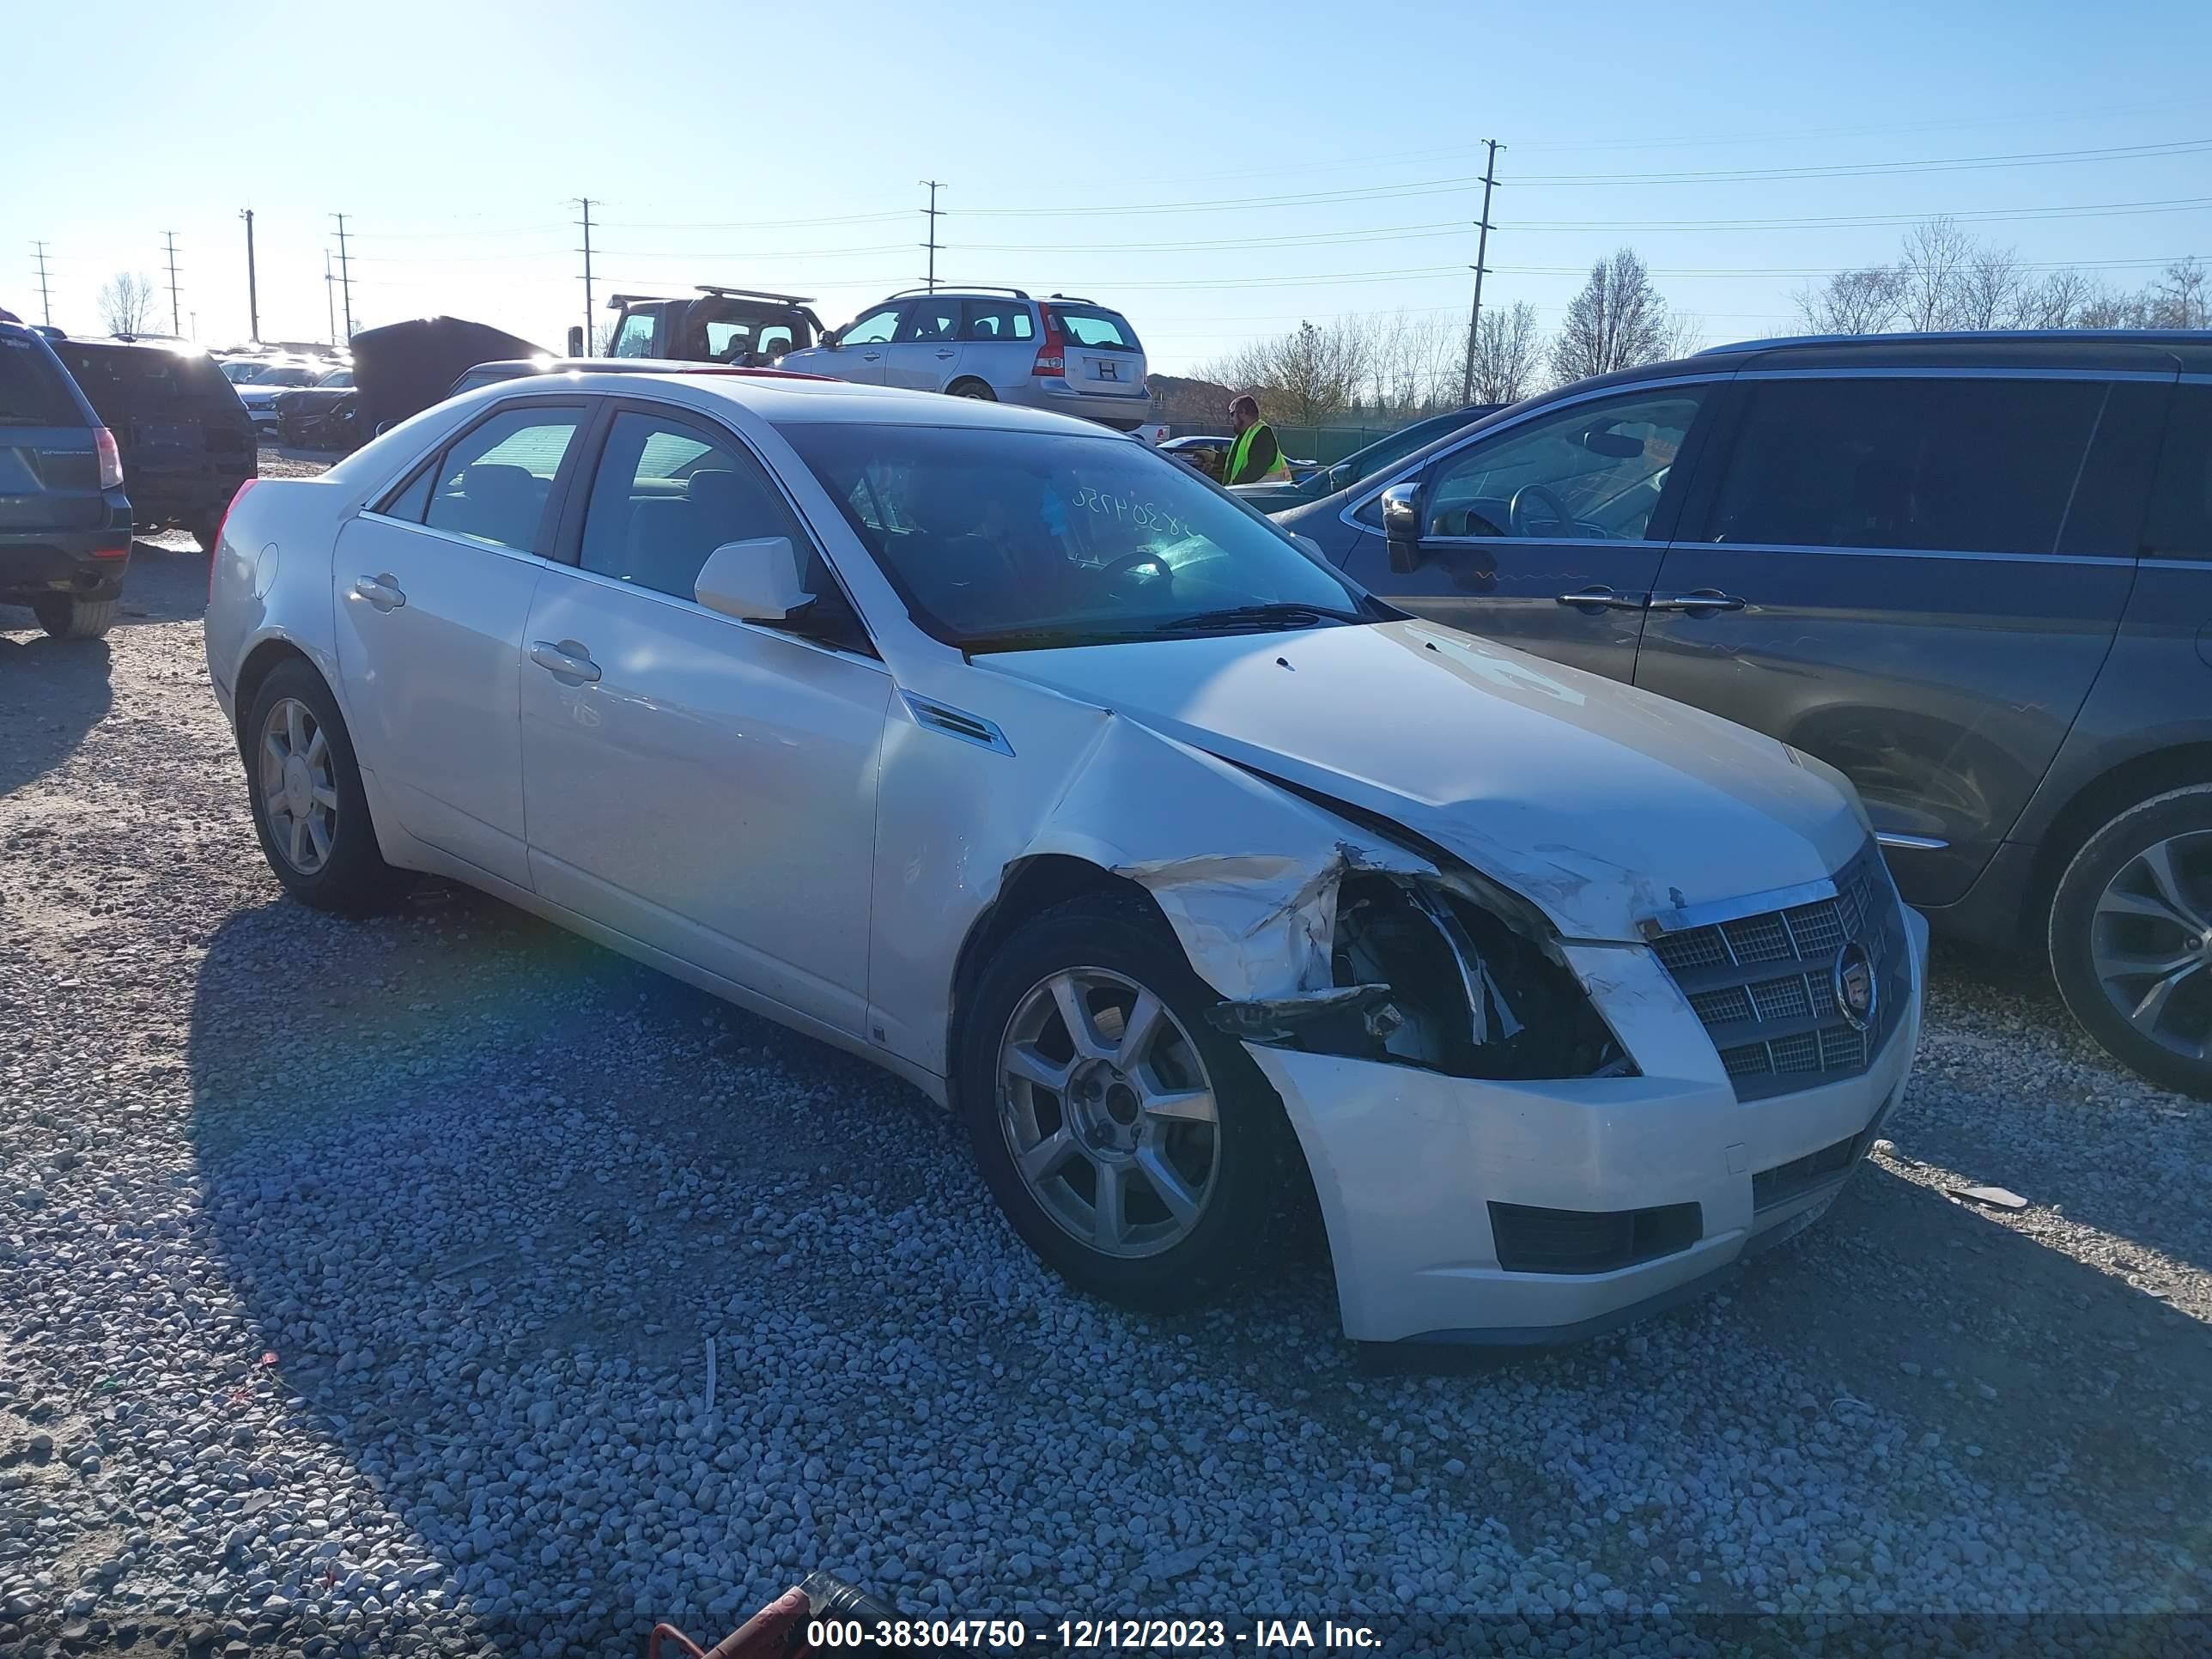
{"left": 899, "top": 691, "right": 1014, "bottom": 757}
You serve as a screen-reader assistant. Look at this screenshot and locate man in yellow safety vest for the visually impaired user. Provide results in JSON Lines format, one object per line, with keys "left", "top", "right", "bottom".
{"left": 1220, "top": 393, "right": 1291, "bottom": 486}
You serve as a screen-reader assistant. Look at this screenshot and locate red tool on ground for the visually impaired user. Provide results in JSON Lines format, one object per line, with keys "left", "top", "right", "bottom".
{"left": 647, "top": 1572, "right": 984, "bottom": 1659}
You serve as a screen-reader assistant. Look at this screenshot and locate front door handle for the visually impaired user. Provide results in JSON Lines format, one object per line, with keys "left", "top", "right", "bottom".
{"left": 1553, "top": 585, "right": 1648, "bottom": 613}
{"left": 353, "top": 573, "right": 405, "bottom": 612}
{"left": 1649, "top": 588, "right": 1747, "bottom": 614}
{"left": 860, "top": 351, "right": 882, "bottom": 362}
{"left": 529, "top": 639, "right": 601, "bottom": 684}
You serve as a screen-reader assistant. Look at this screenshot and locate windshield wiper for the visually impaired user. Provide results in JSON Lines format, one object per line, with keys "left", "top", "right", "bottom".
{"left": 960, "top": 625, "right": 1158, "bottom": 655}
{"left": 1155, "top": 602, "right": 1370, "bottom": 633}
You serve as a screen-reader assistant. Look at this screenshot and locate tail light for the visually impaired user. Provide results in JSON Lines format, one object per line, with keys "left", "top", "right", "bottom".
{"left": 208, "top": 477, "right": 259, "bottom": 599}
{"left": 1031, "top": 306, "right": 1066, "bottom": 378}
{"left": 94, "top": 427, "right": 124, "bottom": 489}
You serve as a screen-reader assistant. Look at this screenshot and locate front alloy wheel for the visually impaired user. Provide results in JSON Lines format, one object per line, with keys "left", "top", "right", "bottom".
{"left": 258, "top": 696, "right": 339, "bottom": 876}
{"left": 997, "top": 966, "right": 1221, "bottom": 1258}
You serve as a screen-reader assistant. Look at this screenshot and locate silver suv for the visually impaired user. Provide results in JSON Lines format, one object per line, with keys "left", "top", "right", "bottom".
{"left": 781, "top": 288, "right": 1152, "bottom": 430}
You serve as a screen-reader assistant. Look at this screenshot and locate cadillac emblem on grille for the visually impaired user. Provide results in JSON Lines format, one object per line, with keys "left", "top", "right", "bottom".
{"left": 1833, "top": 941, "right": 1877, "bottom": 1032}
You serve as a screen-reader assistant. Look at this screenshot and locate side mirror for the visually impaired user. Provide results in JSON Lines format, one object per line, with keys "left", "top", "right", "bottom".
{"left": 1327, "top": 462, "right": 1352, "bottom": 491}
{"left": 695, "top": 537, "right": 811, "bottom": 622}
{"left": 1380, "top": 483, "right": 1424, "bottom": 574}
{"left": 823, "top": 329, "right": 843, "bottom": 349}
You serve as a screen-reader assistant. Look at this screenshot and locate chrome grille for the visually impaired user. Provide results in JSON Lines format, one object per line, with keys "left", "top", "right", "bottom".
{"left": 1651, "top": 842, "right": 1910, "bottom": 1103}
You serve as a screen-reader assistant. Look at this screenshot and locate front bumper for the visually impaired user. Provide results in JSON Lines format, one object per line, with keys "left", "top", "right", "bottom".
{"left": 1249, "top": 906, "right": 1929, "bottom": 1344}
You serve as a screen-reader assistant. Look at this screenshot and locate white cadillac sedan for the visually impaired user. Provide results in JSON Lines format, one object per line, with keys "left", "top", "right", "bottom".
{"left": 204, "top": 372, "right": 1927, "bottom": 1346}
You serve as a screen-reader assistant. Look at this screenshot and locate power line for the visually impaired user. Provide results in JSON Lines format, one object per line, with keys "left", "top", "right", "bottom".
{"left": 31, "top": 241, "right": 53, "bottom": 327}
{"left": 332, "top": 213, "right": 354, "bottom": 341}
{"left": 1462, "top": 140, "right": 1503, "bottom": 405}
{"left": 920, "top": 181, "right": 945, "bottom": 292}
{"left": 161, "top": 232, "right": 184, "bottom": 336}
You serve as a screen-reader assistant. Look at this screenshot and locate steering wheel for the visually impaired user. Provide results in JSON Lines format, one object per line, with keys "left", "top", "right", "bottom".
{"left": 1098, "top": 549, "right": 1175, "bottom": 592}
{"left": 1508, "top": 483, "right": 1575, "bottom": 538}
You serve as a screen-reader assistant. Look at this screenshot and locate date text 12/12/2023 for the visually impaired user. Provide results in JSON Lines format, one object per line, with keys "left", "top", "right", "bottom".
{"left": 802, "top": 1616, "right": 1382, "bottom": 1650}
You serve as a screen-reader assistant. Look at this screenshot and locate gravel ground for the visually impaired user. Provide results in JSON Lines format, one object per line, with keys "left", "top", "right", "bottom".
{"left": 3, "top": 466, "right": 2209, "bottom": 1656}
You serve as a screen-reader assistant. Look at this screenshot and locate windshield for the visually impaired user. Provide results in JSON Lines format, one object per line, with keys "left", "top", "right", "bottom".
{"left": 781, "top": 422, "right": 1376, "bottom": 648}
{"left": 250, "top": 364, "right": 319, "bottom": 386}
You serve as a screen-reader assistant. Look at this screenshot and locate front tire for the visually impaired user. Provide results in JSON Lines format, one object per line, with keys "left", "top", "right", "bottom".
{"left": 32, "top": 594, "right": 116, "bottom": 640}
{"left": 955, "top": 893, "right": 1309, "bottom": 1310}
{"left": 243, "top": 660, "right": 412, "bottom": 914}
{"left": 2049, "top": 784, "right": 2212, "bottom": 1099}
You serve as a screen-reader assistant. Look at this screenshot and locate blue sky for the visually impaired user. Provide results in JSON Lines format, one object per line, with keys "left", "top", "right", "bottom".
{"left": 5, "top": 0, "right": 2209, "bottom": 370}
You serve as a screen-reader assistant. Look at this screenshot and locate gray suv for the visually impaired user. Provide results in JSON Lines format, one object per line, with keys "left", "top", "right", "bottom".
{"left": 781, "top": 288, "right": 1152, "bottom": 430}
{"left": 1278, "top": 331, "right": 2212, "bottom": 1098}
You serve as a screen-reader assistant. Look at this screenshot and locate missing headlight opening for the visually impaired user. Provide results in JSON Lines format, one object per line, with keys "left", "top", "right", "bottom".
{"left": 1211, "top": 873, "right": 1634, "bottom": 1081}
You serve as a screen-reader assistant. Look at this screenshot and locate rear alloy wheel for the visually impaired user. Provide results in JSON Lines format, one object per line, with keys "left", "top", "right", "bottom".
{"left": 2050, "top": 785, "right": 2212, "bottom": 1099}
{"left": 244, "top": 660, "right": 412, "bottom": 913}
{"left": 956, "top": 894, "right": 1309, "bottom": 1310}
{"left": 947, "top": 380, "right": 997, "bottom": 401}
{"left": 31, "top": 594, "right": 117, "bottom": 641}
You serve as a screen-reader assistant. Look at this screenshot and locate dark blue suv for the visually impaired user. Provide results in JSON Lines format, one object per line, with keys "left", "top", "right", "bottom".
{"left": 0, "top": 322, "right": 131, "bottom": 639}
{"left": 1279, "top": 331, "right": 2212, "bottom": 1098}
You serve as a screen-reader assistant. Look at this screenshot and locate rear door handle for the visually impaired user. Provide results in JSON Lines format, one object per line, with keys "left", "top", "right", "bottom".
{"left": 935, "top": 349, "right": 957, "bottom": 359}
{"left": 529, "top": 639, "right": 601, "bottom": 684}
{"left": 353, "top": 573, "right": 405, "bottom": 612}
{"left": 1553, "top": 585, "right": 1647, "bottom": 613}
{"left": 1649, "top": 588, "right": 1746, "bottom": 614}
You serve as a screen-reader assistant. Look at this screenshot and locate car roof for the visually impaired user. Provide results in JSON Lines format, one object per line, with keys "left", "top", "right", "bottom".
{"left": 1692, "top": 328, "right": 2212, "bottom": 374}
{"left": 465, "top": 368, "right": 1134, "bottom": 435}
{"left": 52, "top": 336, "right": 222, "bottom": 360}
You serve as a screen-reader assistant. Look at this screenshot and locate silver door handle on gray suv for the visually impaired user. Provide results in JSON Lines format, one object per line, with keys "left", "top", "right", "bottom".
{"left": 529, "top": 640, "right": 601, "bottom": 684}
{"left": 1554, "top": 586, "right": 1648, "bottom": 612}
{"left": 353, "top": 574, "right": 405, "bottom": 612}
{"left": 1649, "top": 589, "right": 1747, "bottom": 614}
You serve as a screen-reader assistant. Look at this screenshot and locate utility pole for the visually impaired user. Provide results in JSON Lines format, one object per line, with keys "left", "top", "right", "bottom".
{"left": 919, "top": 180, "right": 945, "bottom": 293}
{"left": 331, "top": 213, "right": 355, "bottom": 341}
{"left": 240, "top": 210, "right": 260, "bottom": 342}
{"left": 325, "top": 250, "right": 337, "bottom": 346}
{"left": 1459, "top": 138, "right": 1504, "bottom": 407}
{"left": 162, "top": 231, "right": 183, "bottom": 335}
{"left": 32, "top": 242, "right": 54, "bottom": 326}
{"left": 575, "top": 198, "right": 596, "bottom": 355}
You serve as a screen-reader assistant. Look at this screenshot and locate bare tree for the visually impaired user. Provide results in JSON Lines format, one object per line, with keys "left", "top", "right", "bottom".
{"left": 1466, "top": 301, "right": 1545, "bottom": 405}
{"left": 2015, "top": 267, "right": 2102, "bottom": 329}
{"left": 1662, "top": 312, "right": 1707, "bottom": 358}
{"left": 1794, "top": 266, "right": 1905, "bottom": 335}
{"left": 2144, "top": 258, "right": 2209, "bottom": 330}
{"left": 1954, "top": 244, "right": 2030, "bottom": 329}
{"left": 98, "top": 270, "right": 158, "bottom": 337}
{"left": 1201, "top": 317, "right": 1371, "bottom": 427}
{"left": 1551, "top": 248, "right": 1672, "bottom": 386}
{"left": 2076, "top": 291, "right": 2142, "bottom": 330}
{"left": 1897, "top": 216, "right": 1974, "bottom": 331}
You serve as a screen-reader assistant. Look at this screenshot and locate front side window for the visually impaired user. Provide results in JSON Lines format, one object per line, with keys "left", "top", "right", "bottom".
{"left": 611, "top": 312, "right": 658, "bottom": 359}
{"left": 420, "top": 404, "right": 583, "bottom": 553}
{"left": 962, "top": 300, "right": 1034, "bottom": 342}
{"left": 839, "top": 306, "right": 902, "bottom": 347}
{"left": 2143, "top": 385, "right": 2212, "bottom": 560}
{"left": 895, "top": 302, "right": 961, "bottom": 344}
{"left": 1424, "top": 388, "right": 1705, "bottom": 540}
{"left": 781, "top": 422, "right": 1374, "bottom": 648}
{"left": 579, "top": 411, "right": 809, "bottom": 599}
{"left": 1702, "top": 376, "right": 2107, "bottom": 556}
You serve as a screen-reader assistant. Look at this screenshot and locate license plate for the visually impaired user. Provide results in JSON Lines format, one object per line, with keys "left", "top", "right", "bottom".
{"left": 1095, "top": 361, "right": 1118, "bottom": 380}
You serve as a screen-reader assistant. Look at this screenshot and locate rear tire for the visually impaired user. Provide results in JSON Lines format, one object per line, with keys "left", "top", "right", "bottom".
{"left": 32, "top": 595, "right": 116, "bottom": 640}
{"left": 2048, "top": 784, "right": 2212, "bottom": 1100}
{"left": 954, "top": 892, "right": 1310, "bottom": 1311}
{"left": 243, "top": 659, "right": 413, "bottom": 915}
{"left": 947, "top": 380, "right": 997, "bottom": 401}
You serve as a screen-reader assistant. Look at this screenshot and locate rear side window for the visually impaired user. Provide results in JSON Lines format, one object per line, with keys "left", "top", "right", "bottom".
{"left": 1049, "top": 306, "right": 1139, "bottom": 350}
{"left": 421, "top": 404, "right": 585, "bottom": 554}
{"left": 0, "top": 335, "right": 82, "bottom": 425}
{"left": 962, "top": 300, "right": 1034, "bottom": 342}
{"left": 2143, "top": 385, "right": 2212, "bottom": 560}
{"left": 1702, "top": 377, "right": 2107, "bottom": 556}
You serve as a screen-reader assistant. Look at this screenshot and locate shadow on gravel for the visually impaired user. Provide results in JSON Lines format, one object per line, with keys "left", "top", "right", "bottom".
{"left": 1728, "top": 1160, "right": 2212, "bottom": 1547}
{"left": 110, "top": 535, "right": 214, "bottom": 628}
{"left": 180, "top": 881, "right": 2210, "bottom": 1645}
{"left": 0, "top": 627, "right": 112, "bottom": 796}
{"left": 1911, "top": 939, "right": 2212, "bottom": 1281}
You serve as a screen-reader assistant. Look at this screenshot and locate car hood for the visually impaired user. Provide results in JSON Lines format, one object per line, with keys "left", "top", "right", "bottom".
{"left": 975, "top": 618, "right": 1866, "bottom": 943}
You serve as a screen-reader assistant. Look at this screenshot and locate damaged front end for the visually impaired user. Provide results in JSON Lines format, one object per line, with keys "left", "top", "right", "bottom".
{"left": 1206, "top": 867, "right": 1634, "bottom": 1083}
